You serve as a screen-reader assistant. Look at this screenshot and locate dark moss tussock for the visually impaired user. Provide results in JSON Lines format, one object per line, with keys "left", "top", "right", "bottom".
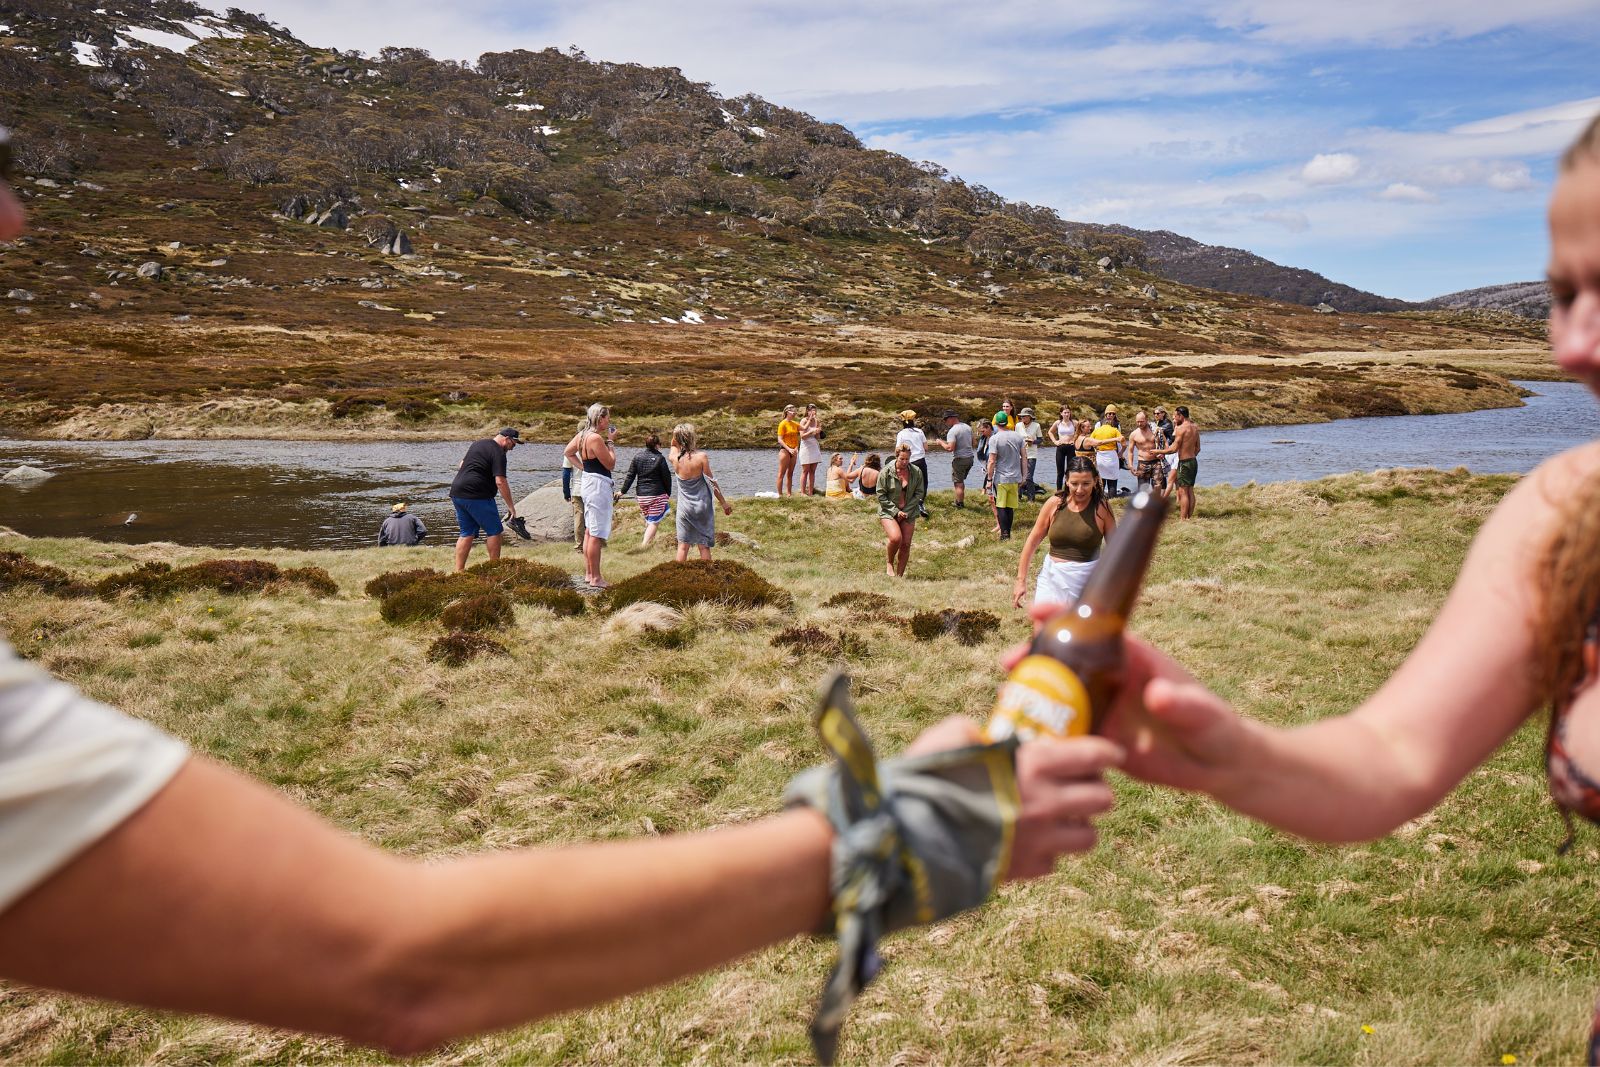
{"left": 604, "top": 560, "right": 792, "bottom": 613}
{"left": 468, "top": 558, "right": 577, "bottom": 602}
{"left": 426, "top": 631, "right": 509, "bottom": 667}
{"left": 520, "top": 588, "right": 587, "bottom": 617}
{"left": 822, "top": 591, "right": 894, "bottom": 612}
{"left": 0, "top": 551, "right": 91, "bottom": 598}
{"left": 910, "top": 609, "right": 1001, "bottom": 646}
{"left": 375, "top": 573, "right": 491, "bottom": 624}
{"left": 97, "top": 559, "right": 338, "bottom": 600}
{"left": 439, "top": 593, "right": 515, "bottom": 633}
{"left": 771, "top": 626, "right": 868, "bottom": 658}
{"left": 365, "top": 568, "right": 440, "bottom": 600}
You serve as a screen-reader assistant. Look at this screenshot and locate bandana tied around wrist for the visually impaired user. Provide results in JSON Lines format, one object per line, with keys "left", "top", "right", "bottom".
{"left": 785, "top": 670, "right": 1021, "bottom": 1064}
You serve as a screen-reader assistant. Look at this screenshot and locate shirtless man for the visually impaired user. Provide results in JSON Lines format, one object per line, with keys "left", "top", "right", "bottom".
{"left": 1126, "top": 410, "right": 1164, "bottom": 496}
{"left": 1165, "top": 405, "right": 1201, "bottom": 519}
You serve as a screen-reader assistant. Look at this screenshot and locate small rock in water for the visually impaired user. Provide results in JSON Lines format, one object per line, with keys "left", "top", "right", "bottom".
{"left": 1271, "top": 439, "right": 1295, "bottom": 445}
{"left": 2, "top": 465, "right": 55, "bottom": 485}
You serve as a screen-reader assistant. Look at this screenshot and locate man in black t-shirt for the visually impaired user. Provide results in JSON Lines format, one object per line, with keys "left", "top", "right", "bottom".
{"left": 450, "top": 428, "right": 521, "bottom": 571}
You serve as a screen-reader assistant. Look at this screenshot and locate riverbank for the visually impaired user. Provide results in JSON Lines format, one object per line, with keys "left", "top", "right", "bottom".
{"left": 0, "top": 314, "right": 1545, "bottom": 446}
{"left": 3, "top": 469, "right": 1595, "bottom": 1063}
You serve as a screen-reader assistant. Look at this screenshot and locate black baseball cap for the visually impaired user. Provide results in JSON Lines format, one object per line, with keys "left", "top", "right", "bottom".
{"left": 499, "top": 427, "right": 521, "bottom": 440}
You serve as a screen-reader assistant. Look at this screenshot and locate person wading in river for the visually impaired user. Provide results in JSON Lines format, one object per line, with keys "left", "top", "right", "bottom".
{"left": 449, "top": 429, "right": 520, "bottom": 572}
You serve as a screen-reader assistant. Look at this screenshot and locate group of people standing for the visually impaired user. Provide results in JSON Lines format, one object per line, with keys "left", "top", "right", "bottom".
{"left": 771, "top": 400, "right": 1200, "bottom": 582}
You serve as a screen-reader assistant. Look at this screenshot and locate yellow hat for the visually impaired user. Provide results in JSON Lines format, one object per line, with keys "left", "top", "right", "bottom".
{"left": 1103, "top": 404, "right": 1119, "bottom": 415}
{"left": 898, "top": 409, "right": 918, "bottom": 420}
{"left": 391, "top": 502, "right": 408, "bottom": 513}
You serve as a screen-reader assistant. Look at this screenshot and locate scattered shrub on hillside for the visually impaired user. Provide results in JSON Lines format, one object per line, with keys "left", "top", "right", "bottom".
{"left": 439, "top": 592, "right": 515, "bottom": 632}
{"left": 365, "top": 568, "right": 439, "bottom": 599}
{"left": 910, "top": 609, "right": 1001, "bottom": 646}
{"left": 166, "top": 559, "right": 281, "bottom": 595}
{"left": 520, "top": 588, "right": 586, "bottom": 617}
{"left": 822, "top": 591, "right": 893, "bottom": 612}
{"left": 97, "top": 562, "right": 174, "bottom": 599}
{"left": 377, "top": 573, "right": 492, "bottom": 624}
{"left": 427, "top": 630, "right": 509, "bottom": 667}
{"left": 604, "top": 560, "right": 791, "bottom": 613}
{"left": 772, "top": 626, "right": 840, "bottom": 656}
{"left": 0, "top": 551, "right": 91, "bottom": 597}
{"left": 468, "top": 558, "right": 575, "bottom": 602}
{"left": 278, "top": 566, "right": 339, "bottom": 597}
{"left": 98, "top": 559, "right": 288, "bottom": 599}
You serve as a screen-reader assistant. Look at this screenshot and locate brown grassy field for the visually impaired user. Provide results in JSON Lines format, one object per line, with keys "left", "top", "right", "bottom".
{"left": 1, "top": 469, "right": 1596, "bottom": 1064}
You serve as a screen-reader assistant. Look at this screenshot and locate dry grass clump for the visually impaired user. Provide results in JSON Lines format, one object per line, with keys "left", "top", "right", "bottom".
{"left": 604, "top": 601, "right": 686, "bottom": 635}
{"left": 96, "top": 558, "right": 333, "bottom": 600}
{"left": 0, "top": 551, "right": 91, "bottom": 597}
{"left": 426, "top": 630, "right": 509, "bottom": 666}
{"left": 468, "top": 558, "right": 577, "bottom": 602}
{"left": 439, "top": 593, "right": 515, "bottom": 633}
{"left": 910, "top": 609, "right": 1001, "bottom": 645}
{"left": 604, "top": 560, "right": 792, "bottom": 613}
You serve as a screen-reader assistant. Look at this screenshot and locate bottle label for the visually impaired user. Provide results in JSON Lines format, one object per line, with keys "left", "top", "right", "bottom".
{"left": 985, "top": 655, "right": 1093, "bottom": 741}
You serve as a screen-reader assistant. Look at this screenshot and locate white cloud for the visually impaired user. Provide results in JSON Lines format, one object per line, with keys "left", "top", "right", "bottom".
{"left": 1378, "top": 182, "right": 1438, "bottom": 202}
{"left": 1300, "top": 152, "right": 1361, "bottom": 184}
{"left": 1256, "top": 209, "right": 1310, "bottom": 232}
{"left": 1208, "top": 0, "right": 1598, "bottom": 46}
{"left": 1487, "top": 163, "right": 1534, "bottom": 191}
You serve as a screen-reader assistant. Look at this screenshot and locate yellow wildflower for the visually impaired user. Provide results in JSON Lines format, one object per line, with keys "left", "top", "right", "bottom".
{"left": 1361, "top": 1025, "right": 1374, "bottom": 1035}
{"left": 1502, "top": 1056, "right": 1517, "bottom": 1065}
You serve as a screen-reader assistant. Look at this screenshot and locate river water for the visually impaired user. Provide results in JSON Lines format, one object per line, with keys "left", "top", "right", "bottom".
{"left": 2, "top": 381, "right": 1595, "bottom": 549}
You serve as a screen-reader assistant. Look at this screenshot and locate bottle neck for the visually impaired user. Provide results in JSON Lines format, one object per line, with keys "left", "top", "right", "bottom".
{"left": 1075, "top": 488, "right": 1168, "bottom": 620}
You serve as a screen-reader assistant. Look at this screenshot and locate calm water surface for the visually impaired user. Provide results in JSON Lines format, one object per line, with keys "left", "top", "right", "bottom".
{"left": 2, "top": 381, "right": 1595, "bottom": 549}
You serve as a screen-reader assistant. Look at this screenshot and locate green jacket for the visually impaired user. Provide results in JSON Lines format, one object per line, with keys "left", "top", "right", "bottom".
{"left": 876, "top": 462, "right": 925, "bottom": 521}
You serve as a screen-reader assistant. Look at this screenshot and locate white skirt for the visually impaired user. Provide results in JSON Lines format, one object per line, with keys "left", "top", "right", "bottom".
{"left": 1035, "top": 555, "right": 1096, "bottom": 607}
{"left": 798, "top": 436, "right": 822, "bottom": 465}
{"left": 581, "top": 471, "right": 614, "bottom": 541}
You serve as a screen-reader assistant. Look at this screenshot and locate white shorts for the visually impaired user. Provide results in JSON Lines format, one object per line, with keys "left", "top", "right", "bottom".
{"left": 1035, "top": 555, "right": 1096, "bottom": 608}
{"left": 581, "top": 471, "right": 614, "bottom": 541}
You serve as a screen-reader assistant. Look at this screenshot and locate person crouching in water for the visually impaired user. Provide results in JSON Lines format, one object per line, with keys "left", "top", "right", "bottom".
{"left": 619, "top": 430, "right": 673, "bottom": 549}
{"left": 378, "top": 502, "right": 426, "bottom": 547}
{"left": 877, "top": 442, "right": 924, "bottom": 577}
{"left": 1011, "top": 456, "right": 1115, "bottom": 609}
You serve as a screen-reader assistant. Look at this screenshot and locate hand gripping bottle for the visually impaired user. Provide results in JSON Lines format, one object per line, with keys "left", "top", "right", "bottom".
{"left": 986, "top": 488, "right": 1169, "bottom": 741}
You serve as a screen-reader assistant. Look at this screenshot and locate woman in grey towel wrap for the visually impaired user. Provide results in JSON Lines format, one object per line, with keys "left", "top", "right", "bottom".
{"left": 669, "top": 423, "right": 732, "bottom": 562}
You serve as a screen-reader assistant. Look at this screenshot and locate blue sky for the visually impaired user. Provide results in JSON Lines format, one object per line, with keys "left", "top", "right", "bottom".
{"left": 238, "top": 0, "right": 1600, "bottom": 301}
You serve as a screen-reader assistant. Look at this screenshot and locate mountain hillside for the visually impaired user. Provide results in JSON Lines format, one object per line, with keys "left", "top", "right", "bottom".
{"left": 0, "top": 0, "right": 1548, "bottom": 443}
{"left": 1419, "top": 281, "right": 1550, "bottom": 320}
{"left": 1085, "top": 225, "right": 1412, "bottom": 312}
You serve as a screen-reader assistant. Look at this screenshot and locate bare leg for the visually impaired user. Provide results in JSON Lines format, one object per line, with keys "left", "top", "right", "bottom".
{"left": 880, "top": 517, "right": 901, "bottom": 576}
{"left": 1179, "top": 486, "right": 1196, "bottom": 520}
{"left": 642, "top": 521, "right": 658, "bottom": 548}
{"left": 895, "top": 519, "right": 915, "bottom": 576}
{"left": 453, "top": 536, "right": 474, "bottom": 573}
{"left": 675, "top": 542, "right": 689, "bottom": 563}
{"left": 485, "top": 533, "right": 503, "bottom": 562}
{"left": 584, "top": 533, "right": 608, "bottom": 585}
{"left": 696, "top": 545, "right": 711, "bottom": 561}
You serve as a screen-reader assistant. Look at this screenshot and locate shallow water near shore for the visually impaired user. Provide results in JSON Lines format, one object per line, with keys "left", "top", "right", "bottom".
{"left": 1, "top": 381, "right": 1594, "bottom": 549}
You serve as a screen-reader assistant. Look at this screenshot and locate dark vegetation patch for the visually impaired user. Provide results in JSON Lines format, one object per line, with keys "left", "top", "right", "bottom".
{"left": 375, "top": 573, "right": 492, "bottom": 624}
{"left": 439, "top": 593, "right": 515, "bottom": 632}
{"left": 365, "top": 568, "right": 440, "bottom": 600}
{"left": 771, "top": 626, "right": 869, "bottom": 658}
{"left": 641, "top": 625, "right": 694, "bottom": 649}
{"left": 822, "top": 590, "right": 893, "bottom": 612}
{"left": 467, "top": 558, "right": 577, "bottom": 602}
{"left": 427, "top": 631, "right": 509, "bottom": 667}
{"left": 0, "top": 551, "right": 92, "bottom": 597}
{"left": 910, "top": 609, "right": 1001, "bottom": 645}
{"left": 96, "top": 558, "right": 338, "bottom": 599}
{"left": 604, "top": 560, "right": 791, "bottom": 613}
{"left": 519, "top": 588, "right": 587, "bottom": 617}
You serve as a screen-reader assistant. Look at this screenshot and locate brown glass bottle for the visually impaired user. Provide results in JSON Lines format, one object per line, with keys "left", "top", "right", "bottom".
{"left": 986, "top": 487, "right": 1170, "bottom": 741}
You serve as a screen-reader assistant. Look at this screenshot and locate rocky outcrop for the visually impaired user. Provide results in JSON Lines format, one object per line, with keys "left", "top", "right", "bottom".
{"left": 136, "top": 261, "right": 163, "bottom": 279}
{"left": 279, "top": 195, "right": 355, "bottom": 229}
{"left": 359, "top": 218, "right": 414, "bottom": 256}
{"left": 512, "top": 482, "right": 579, "bottom": 542}
{"left": 2, "top": 465, "right": 56, "bottom": 485}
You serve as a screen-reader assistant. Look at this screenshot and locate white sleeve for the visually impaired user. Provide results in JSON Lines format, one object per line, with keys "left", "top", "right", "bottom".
{"left": 0, "top": 640, "right": 189, "bottom": 913}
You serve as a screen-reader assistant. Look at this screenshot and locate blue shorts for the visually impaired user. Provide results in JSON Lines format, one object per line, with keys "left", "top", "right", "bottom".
{"left": 452, "top": 497, "right": 503, "bottom": 539}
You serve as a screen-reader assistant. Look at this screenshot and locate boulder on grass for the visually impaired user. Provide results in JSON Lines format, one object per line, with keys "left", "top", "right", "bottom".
{"left": 512, "top": 482, "right": 580, "bottom": 542}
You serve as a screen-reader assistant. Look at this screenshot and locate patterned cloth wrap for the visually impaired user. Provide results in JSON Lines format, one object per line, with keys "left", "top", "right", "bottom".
{"left": 638, "top": 493, "right": 671, "bottom": 524}
{"left": 785, "top": 671, "right": 1021, "bottom": 1064}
